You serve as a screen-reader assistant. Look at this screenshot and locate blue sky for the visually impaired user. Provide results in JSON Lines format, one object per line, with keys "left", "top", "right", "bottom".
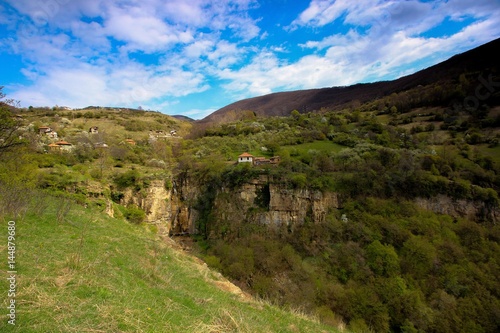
{"left": 1, "top": 0, "right": 499, "bottom": 119}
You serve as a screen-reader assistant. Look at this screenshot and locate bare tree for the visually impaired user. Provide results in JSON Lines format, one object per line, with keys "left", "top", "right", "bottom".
{"left": 0, "top": 87, "right": 24, "bottom": 154}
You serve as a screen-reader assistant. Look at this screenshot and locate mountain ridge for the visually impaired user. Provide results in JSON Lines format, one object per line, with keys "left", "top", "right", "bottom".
{"left": 200, "top": 37, "right": 500, "bottom": 124}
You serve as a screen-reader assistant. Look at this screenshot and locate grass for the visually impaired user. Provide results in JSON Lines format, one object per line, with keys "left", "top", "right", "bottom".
{"left": 284, "top": 141, "right": 346, "bottom": 155}
{"left": 0, "top": 195, "right": 338, "bottom": 333}
{"left": 477, "top": 144, "right": 500, "bottom": 165}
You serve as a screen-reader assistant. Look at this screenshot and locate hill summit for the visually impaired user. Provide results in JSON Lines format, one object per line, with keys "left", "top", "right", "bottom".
{"left": 200, "top": 37, "right": 500, "bottom": 124}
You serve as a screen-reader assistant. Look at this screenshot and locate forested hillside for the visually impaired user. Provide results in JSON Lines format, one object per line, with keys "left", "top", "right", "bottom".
{"left": 201, "top": 37, "right": 500, "bottom": 124}
{"left": 178, "top": 55, "right": 500, "bottom": 331}
{"left": 179, "top": 101, "right": 500, "bottom": 332}
{"left": 0, "top": 98, "right": 336, "bottom": 333}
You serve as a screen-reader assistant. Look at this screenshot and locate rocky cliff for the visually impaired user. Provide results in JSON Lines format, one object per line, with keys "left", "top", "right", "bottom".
{"left": 225, "top": 176, "right": 340, "bottom": 229}
{"left": 114, "top": 175, "right": 340, "bottom": 236}
{"left": 115, "top": 177, "right": 199, "bottom": 235}
{"left": 112, "top": 176, "right": 497, "bottom": 238}
{"left": 121, "top": 179, "right": 172, "bottom": 225}
{"left": 415, "top": 195, "right": 499, "bottom": 222}
{"left": 175, "top": 175, "right": 341, "bottom": 238}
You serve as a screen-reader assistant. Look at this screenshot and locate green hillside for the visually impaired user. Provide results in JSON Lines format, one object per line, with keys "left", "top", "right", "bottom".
{"left": 0, "top": 191, "right": 337, "bottom": 333}
{"left": 1, "top": 43, "right": 500, "bottom": 333}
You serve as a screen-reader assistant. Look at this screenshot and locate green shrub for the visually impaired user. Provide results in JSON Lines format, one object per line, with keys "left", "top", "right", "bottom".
{"left": 204, "top": 255, "right": 222, "bottom": 271}
{"left": 124, "top": 204, "right": 145, "bottom": 224}
{"left": 114, "top": 169, "right": 140, "bottom": 189}
{"left": 164, "top": 178, "right": 172, "bottom": 190}
{"left": 110, "top": 191, "right": 124, "bottom": 203}
{"left": 290, "top": 173, "right": 307, "bottom": 189}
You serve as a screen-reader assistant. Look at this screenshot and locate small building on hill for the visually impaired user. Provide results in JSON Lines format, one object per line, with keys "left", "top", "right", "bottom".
{"left": 270, "top": 156, "right": 281, "bottom": 164}
{"left": 38, "top": 126, "right": 52, "bottom": 134}
{"left": 48, "top": 143, "right": 60, "bottom": 152}
{"left": 55, "top": 140, "right": 73, "bottom": 152}
{"left": 124, "top": 139, "right": 136, "bottom": 146}
{"left": 253, "top": 157, "right": 270, "bottom": 165}
{"left": 94, "top": 142, "right": 109, "bottom": 149}
{"left": 48, "top": 141, "right": 73, "bottom": 152}
{"left": 237, "top": 153, "right": 281, "bottom": 166}
{"left": 39, "top": 126, "right": 58, "bottom": 139}
{"left": 238, "top": 152, "right": 254, "bottom": 164}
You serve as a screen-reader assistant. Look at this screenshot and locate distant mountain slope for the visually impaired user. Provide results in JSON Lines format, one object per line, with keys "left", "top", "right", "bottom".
{"left": 171, "top": 114, "right": 195, "bottom": 122}
{"left": 200, "top": 37, "right": 500, "bottom": 124}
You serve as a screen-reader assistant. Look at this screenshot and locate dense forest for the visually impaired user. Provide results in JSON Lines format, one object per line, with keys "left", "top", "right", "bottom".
{"left": 175, "top": 70, "right": 500, "bottom": 332}
{"left": 180, "top": 112, "right": 499, "bottom": 332}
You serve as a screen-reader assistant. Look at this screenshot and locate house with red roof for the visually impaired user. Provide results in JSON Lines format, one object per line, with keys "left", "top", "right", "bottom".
{"left": 238, "top": 152, "right": 254, "bottom": 164}
{"left": 47, "top": 141, "right": 72, "bottom": 152}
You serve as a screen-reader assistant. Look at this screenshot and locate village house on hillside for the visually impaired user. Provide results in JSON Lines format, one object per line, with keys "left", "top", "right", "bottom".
{"left": 48, "top": 140, "right": 73, "bottom": 152}
{"left": 238, "top": 152, "right": 254, "bottom": 164}
{"left": 38, "top": 126, "right": 52, "bottom": 134}
{"left": 124, "top": 139, "right": 136, "bottom": 145}
{"left": 38, "top": 126, "right": 58, "bottom": 139}
{"left": 237, "top": 153, "right": 280, "bottom": 165}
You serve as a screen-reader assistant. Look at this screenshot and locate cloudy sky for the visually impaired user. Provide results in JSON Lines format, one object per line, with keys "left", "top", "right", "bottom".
{"left": 1, "top": 0, "right": 499, "bottom": 119}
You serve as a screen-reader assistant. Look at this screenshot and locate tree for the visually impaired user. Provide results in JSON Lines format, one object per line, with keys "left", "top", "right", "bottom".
{"left": 0, "top": 87, "right": 24, "bottom": 154}
{"left": 366, "top": 240, "right": 400, "bottom": 277}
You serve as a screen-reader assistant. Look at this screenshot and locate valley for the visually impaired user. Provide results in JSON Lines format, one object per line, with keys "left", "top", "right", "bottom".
{"left": 1, "top": 38, "right": 500, "bottom": 333}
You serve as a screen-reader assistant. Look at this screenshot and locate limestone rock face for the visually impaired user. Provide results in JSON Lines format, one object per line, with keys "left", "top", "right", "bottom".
{"left": 105, "top": 199, "right": 114, "bottom": 218}
{"left": 112, "top": 174, "right": 498, "bottom": 240}
{"left": 169, "top": 178, "right": 199, "bottom": 235}
{"left": 120, "top": 179, "right": 172, "bottom": 227}
{"left": 415, "top": 195, "right": 499, "bottom": 222}
{"left": 267, "top": 185, "right": 340, "bottom": 226}
{"left": 209, "top": 177, "right": 341, "bottom": 235}
{"left": 116, "top": 177, "right": 200, "bottom": 235}
{"left": 142, "top": 179, "right": 171, "bottom": 225}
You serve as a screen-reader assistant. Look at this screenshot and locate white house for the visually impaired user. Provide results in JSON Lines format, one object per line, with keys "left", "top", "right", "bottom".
{"left": 238, "top": 152, "right": 254, "bottom": 163}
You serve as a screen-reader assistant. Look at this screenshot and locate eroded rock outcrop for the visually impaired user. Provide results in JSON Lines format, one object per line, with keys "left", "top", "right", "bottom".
{"left": 109, "top": 174, "right": 496, "bottom": 240}
{"left": 121, "top": 179, "right": 172, "bottom": 225}
{"left": 170, "top": 178, "right": 199, "bottom": 235}
{"left": 206, "top": 176, "right": 341, "bottom": 236}
{"left": 415, "top": 195, "right": 499, "bottom": 222}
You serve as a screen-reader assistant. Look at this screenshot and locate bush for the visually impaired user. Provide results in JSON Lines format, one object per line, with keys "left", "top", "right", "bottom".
{"left": 204, "top": 255, "right": 222, "bottom": 271}
{"left": 290, "top": 173, "right": 307, "bottom": 189}
{"left": 110, "top": 191, "right": 124, "bottom": 203}
{"left": 164, "top": 178, "right": 172, "bottom": 190}
{"left": 124, "top": 204, "right": 146, "bottom": 224}
{"left": 114, "top": 169, "right": 140, "bottom": 189}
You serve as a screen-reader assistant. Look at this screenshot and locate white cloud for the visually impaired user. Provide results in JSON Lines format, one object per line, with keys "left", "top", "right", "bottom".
{"left": 105, "top": 6, "right": 191, "bottom": 53}
{"left": 162, "top": 0, "right": 208, "bottom": 26}
{"left": 216, "top": 0, "right": 500, "bottom": 102}
{"left": 2, "top": 0, "right": 262, "bottom": 113}
{"left": 208, "top": 40, "right": 243, "bottom": 68}
{"left": 185, "top": 38, "right": 216, "bottom": 58}
{"left": 10, "top": 59, "right": 209, "bottom": 110}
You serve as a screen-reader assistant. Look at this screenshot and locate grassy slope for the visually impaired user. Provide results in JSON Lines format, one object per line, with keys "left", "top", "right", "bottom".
{"left": 284, "top": 141, "right": 346, "bottom": 155}
{"left": 31, "top": 108, "right": 192, "bottom": 141}
{"left": 0, "top": 196, "right": 337, "bottom": 333}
